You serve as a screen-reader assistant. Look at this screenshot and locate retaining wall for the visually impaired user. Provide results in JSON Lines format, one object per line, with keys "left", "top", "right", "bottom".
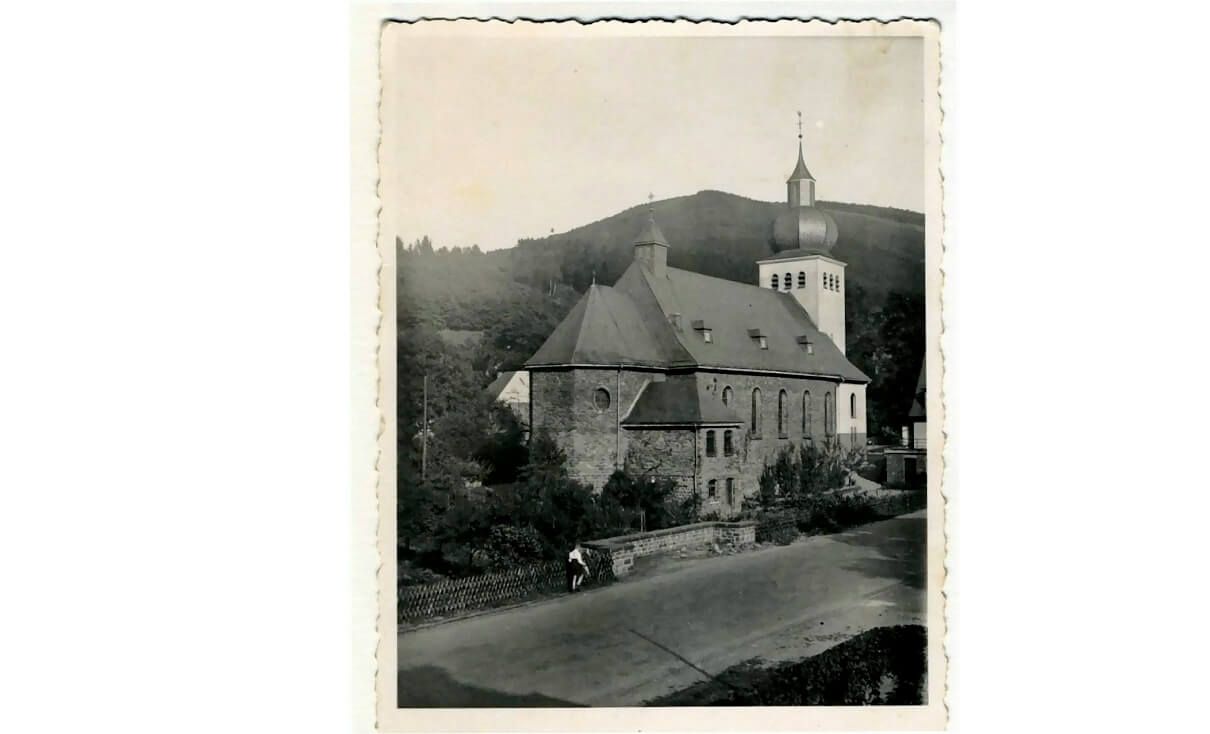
{"left": 584, "top": 520, "right": 758, "bottom": 577}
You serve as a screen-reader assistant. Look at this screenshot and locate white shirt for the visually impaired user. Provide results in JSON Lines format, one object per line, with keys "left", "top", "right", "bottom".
{"left": 568, "top": 548, "right": 584, "bottom": 564}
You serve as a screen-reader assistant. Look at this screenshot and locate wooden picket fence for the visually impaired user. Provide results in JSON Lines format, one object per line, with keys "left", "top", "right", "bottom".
{"left": 398, "top": 549, "right": 615, "bottom": 624}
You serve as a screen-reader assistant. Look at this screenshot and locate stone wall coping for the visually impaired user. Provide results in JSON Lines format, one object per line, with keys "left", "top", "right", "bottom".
{"left": 584, "top": 520, "right": 757, "bottom": 550}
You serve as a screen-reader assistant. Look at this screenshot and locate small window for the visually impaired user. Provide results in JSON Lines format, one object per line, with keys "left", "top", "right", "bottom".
{"left": 721, "top": 385, "right": 733, "bottom": 406}
{"left": 705, "top": 430, "right": 717, "bottom": 457}
{"left": 783, "top": 272, "right": 792, "bottom": 291}
{"left": 771, "top": 273, "right": 779, "bottom": 290}
{"left": 797, "top": 271, "right": 806, "bottom": 288}
{"left": 850, "top": 393, "right": 857, "bottom": 419}
{"left": 593, "top": 387, "right": 611, "bottom": 411}
{"left": 723, "top": 430, "right": 734, "bottom": 456}
{"left": 707, "top": 479, "right": 717, "bottom": 499}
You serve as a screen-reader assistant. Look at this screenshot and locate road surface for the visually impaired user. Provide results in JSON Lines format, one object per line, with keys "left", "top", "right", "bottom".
{"left": 398, "top": 510, "right": 926, "bottom": 707}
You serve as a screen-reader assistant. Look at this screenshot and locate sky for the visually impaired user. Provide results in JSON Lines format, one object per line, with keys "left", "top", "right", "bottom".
{"left": 380, "top": 28, "right": 924, "bottom": 252}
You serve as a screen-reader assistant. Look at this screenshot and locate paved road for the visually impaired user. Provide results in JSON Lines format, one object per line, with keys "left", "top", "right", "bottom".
{"left": 398, "top": 511, "right": 926, "bottom": 707}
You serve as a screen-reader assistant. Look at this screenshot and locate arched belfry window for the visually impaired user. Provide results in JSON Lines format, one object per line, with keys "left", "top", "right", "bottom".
{"left": 797, "top": 272, "right": 806, "bottom": 288}
{"left": 824, "top": 392, "right": 835, "bottom": 436}
{"left": 802, "top": 390, "right": 812, "bottom": 437}
{"left": 778, "top": 389, "right": 789, "bottom": 438}
{"left": 771, "top": 274, "right": 779, "bottom": 290}
{"left": 783, "top": 272, "right": 792, "bottom": 291}
{"left": 750, "top": 387, "right": 762, "bottom": 437}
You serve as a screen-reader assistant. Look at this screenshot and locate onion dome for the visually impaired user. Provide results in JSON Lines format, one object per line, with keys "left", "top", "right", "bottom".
{"left": 772, "top": 205, "right": 839, "bottom": 253}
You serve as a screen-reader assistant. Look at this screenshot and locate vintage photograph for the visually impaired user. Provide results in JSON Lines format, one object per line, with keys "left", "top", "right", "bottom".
{"left": 378, "top": 17, "right": 943, "bottom": 725}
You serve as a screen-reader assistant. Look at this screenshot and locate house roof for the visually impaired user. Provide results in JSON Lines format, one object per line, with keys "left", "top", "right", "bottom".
{"left": 485, "top": 370, "right": 523, "bottom": 399}
{"left": 621, "top": 374, "right": 744, "bottom": 426}
{"left": 524, "top": 252, "right": 869, "bottom": 383}
{"left": 524, "top": 284, "right": 690, "bottom": 367}
{"left": 614, "top": 264, "right": 869, "bottom": 382}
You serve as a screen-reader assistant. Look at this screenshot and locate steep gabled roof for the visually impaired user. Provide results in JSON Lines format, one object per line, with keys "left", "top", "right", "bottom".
{"left": 614, "top": 263, "right": 869, "bottom": 382}
{"left": 621, "top": 374, "right": 744, "bottom": 426}
{"left": 524, "top": 284, "right": 690, "bottom": 367}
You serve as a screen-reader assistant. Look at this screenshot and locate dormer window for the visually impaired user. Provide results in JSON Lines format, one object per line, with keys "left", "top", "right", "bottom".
{"left": 748, "top": 328, "right": 768, "bottom": 349}
{"left": 759, "top": 336, "right": 768, "bottom": 349}
{"left": 796, "top": 335, "right": 815, "bottom": 354}
{"left": 692, "top": 319, "right": 712, "bottom": 343}
{"left": 703, "top": 331, "right": 713, "bottom": 343}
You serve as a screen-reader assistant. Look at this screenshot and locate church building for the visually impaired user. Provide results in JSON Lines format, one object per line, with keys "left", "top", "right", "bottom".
{"left": 524, "top": 129, "right": 869, "bottom": 516}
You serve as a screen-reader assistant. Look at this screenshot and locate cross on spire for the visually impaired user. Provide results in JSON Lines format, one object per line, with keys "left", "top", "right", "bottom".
{"left": 797, "top": 110, "right": 803, "bottom": 141}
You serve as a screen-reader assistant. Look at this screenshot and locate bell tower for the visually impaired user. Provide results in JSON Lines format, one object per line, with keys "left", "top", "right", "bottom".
{"left": 760, "top": 113, "right": 847, "bottom": 353}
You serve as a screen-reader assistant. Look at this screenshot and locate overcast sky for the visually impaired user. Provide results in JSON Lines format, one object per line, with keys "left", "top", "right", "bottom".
{"left": 381, "top": 29, "right": 924, "bottom": 252}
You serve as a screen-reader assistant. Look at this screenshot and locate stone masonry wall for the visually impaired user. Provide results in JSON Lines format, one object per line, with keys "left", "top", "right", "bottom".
{"left": 696, "top": 370, "right": 866, "bottom": 503}
{"left": 529, "top": 367, "right": 653, "bottom": 489}
{"left": 624, "top": 428, "right": 696, "bottom": 499}
{"left": 531, "top": 367, "right": 866, "bottom": 500}
{"left": 584, "top": 520, "right": 758, "bottom": 577}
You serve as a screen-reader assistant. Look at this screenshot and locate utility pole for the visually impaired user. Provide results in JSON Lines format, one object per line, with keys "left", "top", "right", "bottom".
{"left": 421, "top": 375, "right": 428, "bottom": 481}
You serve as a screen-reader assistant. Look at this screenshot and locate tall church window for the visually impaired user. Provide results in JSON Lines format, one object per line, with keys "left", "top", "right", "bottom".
{"left": 778, "top": 389, "right": 789, "bottom": 438}
{"left": 721, "top": 385, "right": 733, "bottom": 406}
{"left": 708, "top": 479, "right": 717, "bottom": 499}
{"left": 824, "top": 392, "right": 835, "bottom": 436}
{"left": 783, "top": 272, "right": 792, "bottom": 290}
{"left": 726, "top": 478, "right": 735, "bottom": 506}
{"left": 802, "top": 391, "right": 812, "bottom": 437}
{"left": 723, "top": 430, "right": 734, "bottom": 456}
{"left": 797, "top": 272, "right": 806, "bottom": 288}
{"left": 771, "top": 274, "right": 779, "bottom": 290}
{"left": 850, "top": 393, "right": 857, "bottom": 419}
{"left": 750, "top": 388, "right": 762, "bottom": 437}
{"left": 705, "top": 430, "right": 717, "bottom": 457}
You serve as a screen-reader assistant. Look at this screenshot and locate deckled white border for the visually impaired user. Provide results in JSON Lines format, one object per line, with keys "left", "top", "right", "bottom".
{"left": 352, "top": 5, "right": 952, "bottom": 731}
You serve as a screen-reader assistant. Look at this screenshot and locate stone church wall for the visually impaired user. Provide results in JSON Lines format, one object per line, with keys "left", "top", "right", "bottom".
{"left": 531, "top": 367, "right": 866, "bottom": 504}
{"left": 529, "top": 367, "right": 652, "bottom": 489}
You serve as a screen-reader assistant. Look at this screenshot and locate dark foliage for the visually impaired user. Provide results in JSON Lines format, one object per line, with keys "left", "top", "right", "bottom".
{"left": 652, "top": 625, "right": 926, "bottom": 706}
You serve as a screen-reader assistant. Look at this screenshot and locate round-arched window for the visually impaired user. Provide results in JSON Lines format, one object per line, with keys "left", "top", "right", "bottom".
{"left": 593, "top": 387, "right": 611, "bottom": 411}
{"left": 721, "top": 385, "right": 733, "bottom": 406}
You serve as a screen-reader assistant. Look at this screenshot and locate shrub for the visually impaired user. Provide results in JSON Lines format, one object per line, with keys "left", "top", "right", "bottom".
{"left": 651, "top": 625, "right": 926, "bottom": 706}
{"left": 478, "top": 525, "right": 546, "bottom": 571}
